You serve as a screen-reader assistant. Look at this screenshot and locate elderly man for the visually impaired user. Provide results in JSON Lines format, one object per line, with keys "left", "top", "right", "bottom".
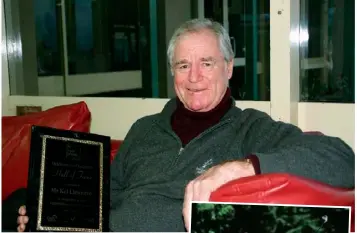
{"left": 17, "top": 18, "right": 354, "bottom": 232}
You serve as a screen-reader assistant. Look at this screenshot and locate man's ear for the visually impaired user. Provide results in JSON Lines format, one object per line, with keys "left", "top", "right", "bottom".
{"left": 227, "top": 59, "right": 234, "bottom": 80}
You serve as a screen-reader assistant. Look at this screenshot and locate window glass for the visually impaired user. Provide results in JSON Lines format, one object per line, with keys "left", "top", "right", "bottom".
{"left": 206, "top": 0, "right": 271, "bottom": 101}
{"left": 300, "top": 0, "right": 355, "bottom": 103}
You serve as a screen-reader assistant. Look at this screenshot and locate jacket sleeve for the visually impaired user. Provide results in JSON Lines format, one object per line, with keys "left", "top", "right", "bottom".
{"left": 110, "top": 120, "right": 143, "bottom": 209}
{"left": 241, "top": 110, "right": 355, "bottom": 188}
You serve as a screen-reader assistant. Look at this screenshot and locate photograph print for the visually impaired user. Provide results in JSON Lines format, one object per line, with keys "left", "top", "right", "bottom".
{"left": 190, "top": 202, "right": 351, "bottom": 233}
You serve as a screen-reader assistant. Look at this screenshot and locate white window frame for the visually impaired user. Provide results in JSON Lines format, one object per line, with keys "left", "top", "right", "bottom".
{"left": 270, "top": 0, "right": 300, "bottom": 124}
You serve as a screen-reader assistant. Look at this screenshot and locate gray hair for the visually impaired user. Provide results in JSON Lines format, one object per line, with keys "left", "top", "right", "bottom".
{"left": 167, "top": 18, "right": 234, "bottom": 67}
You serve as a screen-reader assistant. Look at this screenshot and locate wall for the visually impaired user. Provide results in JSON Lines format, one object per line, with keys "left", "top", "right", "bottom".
{"left": 298, "top": 103, "right": 355, "bottom": 150}
{"left": 5, "top": 96, "right": 270, "bottom": 138}
{"left": 4, "top": 96, "right": 355, "bottom": 151}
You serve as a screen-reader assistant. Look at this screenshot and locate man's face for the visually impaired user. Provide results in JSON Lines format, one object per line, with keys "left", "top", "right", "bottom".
{"left": 172, "top": 29, "right": 233, "bottom": 112}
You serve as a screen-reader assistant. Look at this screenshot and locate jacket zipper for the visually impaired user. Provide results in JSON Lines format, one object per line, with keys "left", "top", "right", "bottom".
{"left": 178, "top": 147, "right": 184, "bottom": 155}
{"left": 170, "top": 118, "right": 233, "bottom": 167}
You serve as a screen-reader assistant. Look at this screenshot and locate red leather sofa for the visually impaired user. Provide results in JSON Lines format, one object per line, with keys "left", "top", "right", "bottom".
{"left": 2, "top": 101, "right": 354, "bottom": 231}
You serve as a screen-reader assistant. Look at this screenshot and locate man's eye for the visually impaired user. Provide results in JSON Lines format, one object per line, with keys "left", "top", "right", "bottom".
{"left": 179, "top": 65, "right": 189, "bottom": 69}
{"left": 202, "top": 62, "right": 213, "bottom": 67}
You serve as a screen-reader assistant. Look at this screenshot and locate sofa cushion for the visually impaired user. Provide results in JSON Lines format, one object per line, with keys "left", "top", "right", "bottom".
{"left": 110, "top": 140, "right": 122, "bottom": 163}
{"left": 2, "top": 102, "right": 91, "bottom": 200}
{"left": 210, "top": 173, "right": 355, "bottom": 232}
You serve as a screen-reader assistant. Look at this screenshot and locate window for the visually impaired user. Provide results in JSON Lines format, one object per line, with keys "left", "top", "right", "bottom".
{"left": 34, "top": 0, "right": 61, "bottom": 77}
{"left": 65, "top": 0, "right": 141, "bottom": 74}
{"left": 299, "top": 0, "right": 355, "bottom": 103}
{"left": 5, "top": 0, "right": 152, "bottom": 97}
{"left": 203, "top": 0, "right": 270, "bottom": 101}
{"left": 4, "top": 0, "right": 353, "bottom": 102}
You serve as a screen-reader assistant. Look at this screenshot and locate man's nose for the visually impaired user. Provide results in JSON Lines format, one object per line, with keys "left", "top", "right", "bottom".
{"left": 188, "top": 64, "right": 203, "bottom": 83}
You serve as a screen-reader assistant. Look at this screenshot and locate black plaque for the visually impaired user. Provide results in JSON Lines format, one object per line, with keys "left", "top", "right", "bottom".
{"left": 26, "top": 126, "right": 110, "bottom": 232}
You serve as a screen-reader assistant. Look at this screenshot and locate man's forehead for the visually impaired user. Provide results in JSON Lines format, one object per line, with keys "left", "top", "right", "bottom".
{"left": 173, "top": 56, "right": 215, "bottom": 64}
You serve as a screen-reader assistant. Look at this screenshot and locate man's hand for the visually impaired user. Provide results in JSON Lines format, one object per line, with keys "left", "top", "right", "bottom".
{"left": 17, "top": 205, "right": 28, "bottom": 232}
{"left": 182, "top": 159, "right": 256, "bottom": 231}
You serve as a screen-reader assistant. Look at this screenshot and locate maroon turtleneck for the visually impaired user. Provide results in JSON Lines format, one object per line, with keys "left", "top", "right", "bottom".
{"left": 170, "top": 88, "right": 261, "bottom": 174}
{"left": 171, "top": 88, "right": 232, "bottom": 146}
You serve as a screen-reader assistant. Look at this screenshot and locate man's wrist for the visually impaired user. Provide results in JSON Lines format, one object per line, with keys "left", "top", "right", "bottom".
{"left": 245, "top": 154, "right": 261, "bottom": 175}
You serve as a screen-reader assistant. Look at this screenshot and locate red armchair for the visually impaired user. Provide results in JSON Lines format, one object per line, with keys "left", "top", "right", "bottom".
{"left": 2, "top": 102, "right": 91, "bottom": 201}
{"left": 2, "top": 102, "right": 124, "bottom": 201}
{"left": 210, "top": 173, "right": 355, "bottom": 232}
{"left": 2, "top": 101, "right": 354, "bottom": 232}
